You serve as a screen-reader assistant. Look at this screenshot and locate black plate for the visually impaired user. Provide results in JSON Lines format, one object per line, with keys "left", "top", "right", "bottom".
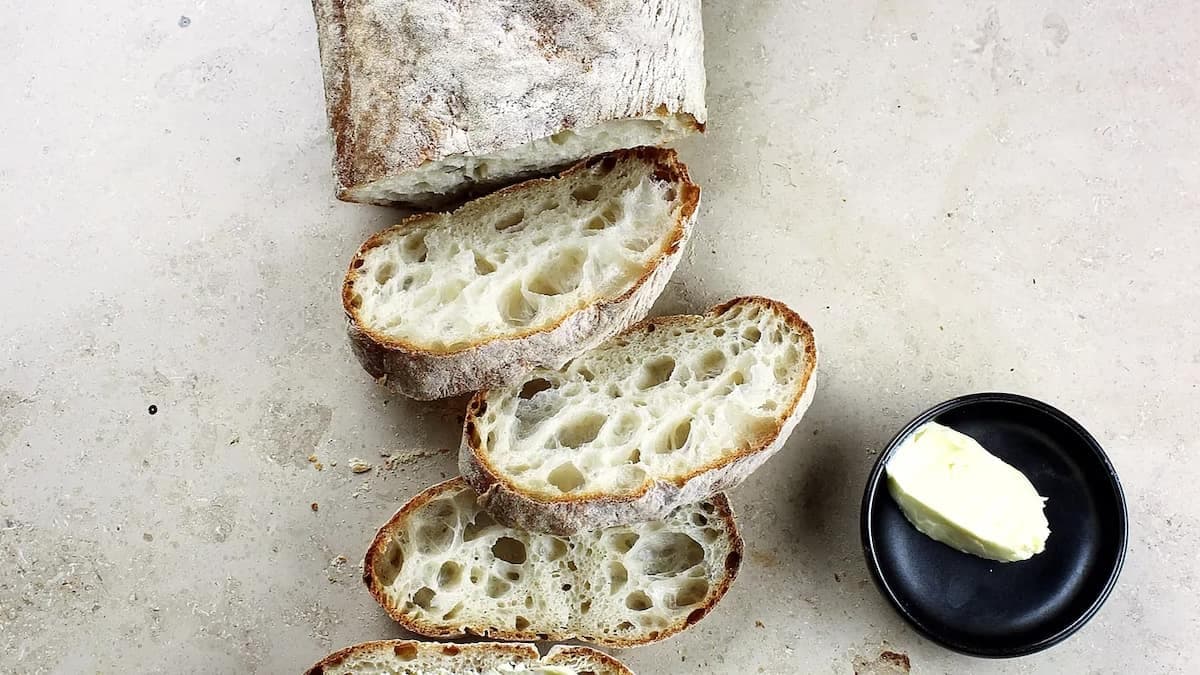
{"left": 861, "top": 393, "right": 1127, "bottom": 657}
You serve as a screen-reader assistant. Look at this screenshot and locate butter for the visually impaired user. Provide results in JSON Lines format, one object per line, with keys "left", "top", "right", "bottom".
{"left": 886, "top": 422, "right": 1049, "bottom": 562}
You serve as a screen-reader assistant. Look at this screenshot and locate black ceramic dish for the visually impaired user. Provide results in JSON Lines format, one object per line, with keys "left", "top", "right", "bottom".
{"left": 861, "top": 393, "right": 1127, "bottom": 658}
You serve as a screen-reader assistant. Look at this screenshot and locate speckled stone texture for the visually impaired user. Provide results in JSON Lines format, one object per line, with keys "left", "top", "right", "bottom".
{"left": 1, "top": 1, "right": 1196, "bottom": 673}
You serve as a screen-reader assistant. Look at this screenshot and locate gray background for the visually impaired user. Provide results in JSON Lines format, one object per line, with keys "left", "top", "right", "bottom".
{"left": 2, "top": 1, "right": 1196, "bottom": 673}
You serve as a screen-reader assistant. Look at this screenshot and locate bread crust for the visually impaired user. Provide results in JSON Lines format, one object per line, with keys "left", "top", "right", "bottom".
{"left": 303, "top": 639, "right": 634, "bottom": 675}
{"left": 362, "top": 477, "right": 743, "bottom": 648}
{"left": 460, "top": 296, "right": 818, "bottom": 535}
{"left": 344, "top": 147, "right": 700, "bottom": 400}
{"left": 311, "top": 0, "right": 705, "bottom": 206}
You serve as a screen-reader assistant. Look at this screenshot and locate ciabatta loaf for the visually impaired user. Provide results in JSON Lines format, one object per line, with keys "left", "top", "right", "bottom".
{"left": 461, "top": 297, "right": 817, "bottom": 534}
{"left": 304, "top": 640, "right": 632, "bottom": 675}
{"left": 311, "top": 0, "right": 705, "bottom": 207}
{"left": 363, "top": 478, "right": 742, "bottom": 647}
{"left": 344, "top": 148, "right": 699, "bottom": 400}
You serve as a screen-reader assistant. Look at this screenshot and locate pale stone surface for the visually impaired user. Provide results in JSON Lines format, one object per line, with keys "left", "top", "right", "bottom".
{"left": 1, "top": 1, "right": 1196, "bottom": 673}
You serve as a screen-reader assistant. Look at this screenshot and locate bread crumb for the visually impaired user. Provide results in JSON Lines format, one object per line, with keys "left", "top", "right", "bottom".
{"left": 314, "top": 462, "right": 324, "bottom": 471}
{"left": 310, "top": 502, "right": 319, "bottom": 512}
{"left": 385, "top": 448, "right": 451, "bottom": 468}
{"left": 307, "top": 453, "right": 318, "bottom": 463}
{"left": 755, "top": 620, "right": 765, "bottom": 628}
{"left": 349, "top": 458, "right": 372, "bottom": 473}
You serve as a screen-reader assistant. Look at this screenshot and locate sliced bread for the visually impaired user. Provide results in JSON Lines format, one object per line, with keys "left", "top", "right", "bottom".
{"left": 311, "top": 0, "right": 705, "bottom": 207}
{"left": 304, "top": 640, "right": 632, "bottom": 675}
{"left": 344, "top": 148, "right": 699, "bottom": 400}
{"left": 460, "top": 297, "right": 817, "bottom": 534}
{"left": 363, "top": 477, "right": 742, "bottom": 647}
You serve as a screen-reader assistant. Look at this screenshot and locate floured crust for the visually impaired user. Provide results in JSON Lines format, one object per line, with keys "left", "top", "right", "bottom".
{"left": 303, "top": 639, "right": 634, "bottom": 675}
{"left": 460, "top": 297, "right": 818, "bottom": 534}
{"left": 362, "top": 478, "right": 743, "bottom": 648}
{"left": 344, "top": 148, "right": 700, "bottom": 400}
{"left": 311, "top": 0, "right": 706, "bottom": 206}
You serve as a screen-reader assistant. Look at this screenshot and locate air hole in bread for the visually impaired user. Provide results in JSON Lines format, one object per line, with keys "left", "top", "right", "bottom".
{"left": 701, "top": 502, "right": 716, "bottom": 514}
{"left": 474, "top": 252, "right": 497, "bottom": 275}
{"left": 506, "top": 570, "right": 521, "bottom": 582}
{"left": 572, "top": 183, "right": 602, "bottom": 202}
{"left": 695, "top": 350, "right": 727, "bottom": 380}
{"left": 557, "top": 412, "right": 605, "bottom": 448}
{"left": 351, "top": 258, "right": 365, "bottom": 269}
{"left": 601, "top": 203, "right": 622, "bottom": 224}
{"left": 548, "top": 462, "right": 585, "bottom": 492}
{"left": 515, "top": 615, "right": 531, "bottom": 631}
{"left": 416, "top": 522, "right": 454, "bottom": 554}
{"left": 524, "top": 595, "right": 535, "bottom": 609}
{"left": 393, "top": 643, "right": 418, "bottom": 661}
{"left": 463, "top": 512, "right": 496, "bottom": 542}
{"left": 625, "top": 590, "right": 653, "bottom": 611}
{"left": 700, "top": 528, "right": 720, "bottom": 543}
{"left": 542, "top": 537, "right": 568, "bottom": 561}
{"left": 638, "top": 532, "right": 704, "bottom": 576}
{"left": 741, "top": 326, "right": 762, "bottom": 343}
{"left": 585, "top": 215, "right": 606, "bottom": 231}
{"left": 730, "top": 371, "right": 746, "bottom": 387}
{"left": 608, "top": 412, "right": 640, "bottom": 444}
{"left": 657, "top": 418, "right": 692, "bottom": 454}
{"left": 580, "top": 599, "right": 592, "bottom": 614}
{"left": 413, "top": 586, "right": 436, "bottom": 610}
{"left": 375, "top": 540, "right": 404, "bottom": 586}
{"left": 670, "top": 579, "right": 710, "bottom": 608}
{"left": 471, "top": 161, "right": 490, "bottom": 180}
{"left": 518, "top": 378, "right": 552, "bottom": 400}
{"left": 442, "top": 602, "right": 463, "bottom": 620}
{"left": 609, "top": 532, "right": 639, "bottom": 554}
{"left": 527, "top": 248, "right": 585, "bottom": 296}
{"left": 401, "top": 232, "right": 428, "bottom": 263}
{"left": 469, "top": 567, "right": 483, "bottom": 584}
{"left": 437, "top": 560, "right": 463, "bottom": 589}
{"left": 492, "top": 536, "right": 527, "bottom": 564}
{"left": 625, "top": 448, "right": 641, "bottom": 464}
{"left": 664, "top": 187, "right": 677, "bottom": 202}
{"left": 616, "top": 621, "right": 634, "bottom": 632}
{"left": 635, "top": 356, "right": 675, "bottom": 390}
{"left": 549, "top": 129, "right": 572, "bottom": 145}
{"left": 499, "top": 285, "right": 536, "bottom": 326}
{"left": 608, "top": 561, "right": 629, "bottom": 592}
{"left": 690, "top": 513, "right": 708, "bottom": 527}
{"left": 349, "top": 293, "right": 363, "bottom": 309}
{"left": 485, "top": 576, "right": 511, "bottom": 598}
{"left": 495, "top": 210, "right": 525, "bottom": 232}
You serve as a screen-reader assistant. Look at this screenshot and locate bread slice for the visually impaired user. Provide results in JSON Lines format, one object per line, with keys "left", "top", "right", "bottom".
{"left": 304, "top": 640, "right": 632, "bottom": 675}
{"left": 461, "top": 297, "right": 817, "bottom": 534}
{"left": 343, "top": 148, "right": 699, "bottom": 401}
{"left": 311, "top": 0, "right": 705, "bottom": 207}
{"left": 363, "top": 477, "right": 742, "bottom": 647}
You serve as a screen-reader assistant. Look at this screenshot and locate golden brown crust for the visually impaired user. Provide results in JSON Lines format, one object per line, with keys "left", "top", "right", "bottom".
{"left": 362, "top": 478, "right": 742, "bottom": 648}
{"left": 342, "top": 147, "right": 699, "bottom": 400}
{"left": 460, "top": 297, "right": 817, "bottom": 525}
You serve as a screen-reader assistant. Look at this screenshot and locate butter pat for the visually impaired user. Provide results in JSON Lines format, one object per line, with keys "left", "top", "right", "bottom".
{"left": 886, "top": 422, "right": 1049, "bottom": 562}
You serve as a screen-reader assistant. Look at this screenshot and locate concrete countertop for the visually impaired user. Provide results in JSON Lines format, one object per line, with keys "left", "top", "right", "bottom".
{"left": 2, "top": 1, "right": 1196, "bottom": 672}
